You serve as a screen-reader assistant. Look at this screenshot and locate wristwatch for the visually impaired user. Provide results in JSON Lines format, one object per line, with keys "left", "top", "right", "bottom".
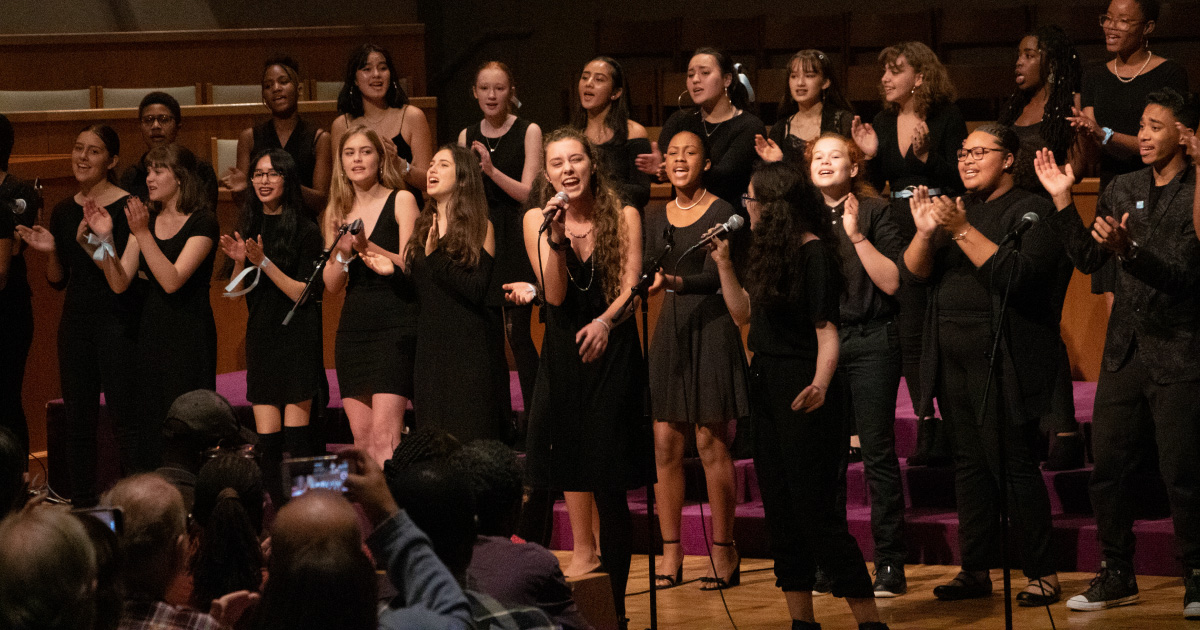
{"left": 1101, "top": 127, "right": 1115, "bottom": 145}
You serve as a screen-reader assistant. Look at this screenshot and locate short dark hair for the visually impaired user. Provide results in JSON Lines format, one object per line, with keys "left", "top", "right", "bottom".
{"left": 1131, "top": 0, "right": 1161, "bottom": 22}
{"left": 137, "top": 91, "right": 182, "bottom": 124}
{"left": 1145, "top": 87, "right": 1200, "bottom": 130}
{"left": 451, "top": 440, "right": 523, "bottom": 537}
{"left": 0, "top": 114, "right": 13, "bottom": 171}
{"left": 389, "top": 461, "right": 476, "bottom": 580}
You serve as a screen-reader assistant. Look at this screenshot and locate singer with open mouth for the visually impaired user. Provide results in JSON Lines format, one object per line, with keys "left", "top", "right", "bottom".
{"left": 901, "top": 124, "right": 1071, "bottom": 605}
{"left": 322, "top": 125, "right": 420, "bottom": 468}
{"left": 644, "top": 129, "right": 750, "bottom": 591}
{"left": 516, "top": 127, "right": 652, "bottom": 624}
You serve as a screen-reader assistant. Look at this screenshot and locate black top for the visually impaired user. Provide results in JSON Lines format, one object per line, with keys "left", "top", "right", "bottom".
{"left": 252, "top": 117, "right": 320, "bottom": 189}
{"left": 659, "top": 109, "right": 764, "bottom": 212}
{"left": 1081, "top": 59, "right": 1189, "bottom": 186}
{"left": 142, "top": 209, "right": 220, "bottom": 314}
{"left": 119, "top": 153, "right": 220, "bottom": 215}
{"left": 465, "top": 118, "right": 537, "bottom": 296}
{"left": 245, "top": 214, "right": 323, "bottom": 330}
{"left": 338, "top": 190, "right": 418, "bottom": 334}
{"left": 48, "top": 195, "right": 139, "bottom": 318}
{"left": 828, "top": 195, "right": 904, "bottom": 325}
{"left": 595, "top": 135, "right": 653, "bottom": 211}
{"left": 747, "top": 239, "right": 841, "bottom": 360}
{"left": 867, "top": 102, "right": 967, "bottom": 197}
{"left": 0, "top": 174, "right": 40, "bottom": 303}
{"left": 1010, "top": 121, "right": 1056, "bottom": 198}
{"left": 902, "top": 187, "right": 1073, "bottom": 423}
{"left": 766, "top": 107, "right": 853, "bottom": 166}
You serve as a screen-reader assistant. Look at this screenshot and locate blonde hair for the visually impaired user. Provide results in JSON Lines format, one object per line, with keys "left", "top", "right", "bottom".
{"left": 324, "top": 125, "right": 405, "bottom": 244}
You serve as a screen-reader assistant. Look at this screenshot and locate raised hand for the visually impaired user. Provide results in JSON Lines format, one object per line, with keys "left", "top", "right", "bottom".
{"left": 634, "top": 141, "right": 663, "bottom": 177}
{"left": 911, "top": 121, "right": 930, "bottom": 162}
{"left": 842, "top": 193, "right": 861, "bottom": 239}
{"left": 1032, "top": 148, "right": 1075, "bottom": 208}
{"left": 708, "top": 229, "right": 732, "bottom": 266}
{"left": 470, "top": 140, "right": 496, "bottom": 178}
{"left": 754, "top": 134, "right": 783, "bottom": 162}
{"left": 931, "top": 196, "right": 968, "bottom": 234}
{"left": 81, "top": 198, "right": 114, "bottom": 237}
{"left": 244, "top": 235, "right": 266, "bottom": 266}
{"left": 1092, "top": 213, "right": 1133, "bottom": 255}
{"left": 909, "top": 186, "right": 941, "bottom": 236}
{"left": 15, "top": 225, "right": 55, "bottom": 252}
{"left": 220, "top": 166, "right": 247, "bottom": 192}
{"left": 1179, "top": 122, "right": 1200, "bottom": 163}
{"left": 424, "top": 213, "right": 438, "bottom": 256}
{"left": 1066, "top": 105, "right": 1101, "bottom": 144}
{"left": 219, "top": 232, "right": 246, "bottom": 262}
{"left": 359, "top": 250, "right": 394, "bottom": 276}
{"left": 124, "top": 197, "right": 150, "bottom": 236}
{"left": 851, "top": 116, "right": 879, "bottom": 158}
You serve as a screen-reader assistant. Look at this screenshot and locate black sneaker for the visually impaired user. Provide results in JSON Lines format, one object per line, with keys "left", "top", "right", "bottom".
{"left": 1066, "top": 562, "right": 1139, "bottom": 611}
{"left": 1185, "top": 568, "right": 1200, "bottom": 620}
{"left": 873, "top": 563, "right": 907, "bottom": 597}
{"left": 812, "top": 568, "right": 832, "bottom": 596}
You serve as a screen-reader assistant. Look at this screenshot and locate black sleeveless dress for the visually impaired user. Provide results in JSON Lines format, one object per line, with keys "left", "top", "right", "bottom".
{"left": 334, "top": 190, "right": 418, "bottom": 398}
{"left": 465, "top": 118, "right": 537, "bottom": 304}
{"left": 251, "top": 117, "right": 319, "bottom": 189}
{"left": 410, "top": 247, "right": 508, "bottom": 442}
{"left": 524, "top": 248, "right": 653, "bottom": 491}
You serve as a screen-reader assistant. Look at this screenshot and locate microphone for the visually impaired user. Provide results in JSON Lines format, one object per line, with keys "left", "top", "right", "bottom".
{"left": 539, "top": 191, "right": 571, "bottom": 234}
{"left": 999, "top": 212, "right": 1039, "bottom": 245}
{"left": 339, "top": 218, "right": 364, "bottom": 236}
{"left": 5, "top": 199, "right": 27, "bottom": 215}
{"left": 692, "top": 214, "right": 745, "bottom": 249}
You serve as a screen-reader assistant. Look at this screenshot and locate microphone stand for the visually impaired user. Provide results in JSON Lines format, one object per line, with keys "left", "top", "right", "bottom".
{"left": 612, "top": 227, "right": 674, "bottom": 630}
{"left": 979, "top": 234, "right": 1025, "bottom": 630}
{"left": 284, "top": 222, "right": 357, "bottom": 326}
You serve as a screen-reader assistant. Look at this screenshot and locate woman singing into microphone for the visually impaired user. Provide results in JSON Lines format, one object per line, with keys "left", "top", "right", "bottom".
{"left": 516, "top": 127, "right": 651, "bottom": 623}
{"left": 323, "top": 126, "right": 420, "bottom": 467}
{"left": 220, "top": 148, "right": 324, "bottom": 502}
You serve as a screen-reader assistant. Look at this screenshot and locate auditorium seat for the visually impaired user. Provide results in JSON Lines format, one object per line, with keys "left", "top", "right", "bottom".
{"left": 761, "top": 13, "right": 847, "bottom": 68}
{"left": 679, "top": 16, "right": 764, "bottom": 62}
{"left": 211, "top": 137, "right": 239, "bottom": 181}
{"left": 0, "top": 88, "right": 94, "bottom": 112}
{"left": 936, "top": 6, "right": 1032, "bottom": 64}
{"left": 100, "top": 85, "right": 200, "bottom": 108}
{"left": 624, "top": 68, "right": 660, "bottom": 126}
{"left": 310, "top": 80, "right": 342, "bottom": 102}
{"left": 208, "top": 84, "right": 266, "bottom": 105}
{"left": 848, "top": 10, "right": 934, "bottom": 64}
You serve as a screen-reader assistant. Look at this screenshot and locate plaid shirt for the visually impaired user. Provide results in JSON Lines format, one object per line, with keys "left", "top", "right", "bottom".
{"left": 118, "top": 600, "right": 227, "bottom": 630}
{"left": 468, "top": 591, "right": 558, "bottom": 630}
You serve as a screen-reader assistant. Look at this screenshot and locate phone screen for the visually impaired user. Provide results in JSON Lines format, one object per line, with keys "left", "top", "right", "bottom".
{"left": 72, "top": 507, "right": 124, "bottom": 534}
{"left": 282, "top": 455, "right": 353, "bottom": 498}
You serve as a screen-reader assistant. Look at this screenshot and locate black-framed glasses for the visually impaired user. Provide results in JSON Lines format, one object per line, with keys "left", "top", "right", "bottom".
{"left": 956, "top": 147, "right": 1005, "bottom": 162}
{"left": 140, "top": 114, "right": 175, "bottom": 127}
{"left": 1099, "top": 14, "right": 1145, "bottom": 31}
{"left": 741, "top": 194, "right": 759, "bottom": 207}
{"left": 251, "top": 170, "right": 282, "bottom": 182}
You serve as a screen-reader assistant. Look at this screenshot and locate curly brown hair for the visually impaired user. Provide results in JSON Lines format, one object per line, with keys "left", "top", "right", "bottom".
{"left": 878, "top": 41, "right": 956, "bottom": 117}
{"left": 803, "top": 132, "right": 881, "bottom": 199}
{"left": 534, "top": 126, "right": 629, "bottom": 303}
{"left": 406, "top": 144, "right": 489, "bottom": 269}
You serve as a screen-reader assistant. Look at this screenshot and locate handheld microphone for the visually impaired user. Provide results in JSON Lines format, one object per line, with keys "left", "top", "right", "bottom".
{"left": 999, "top": 212, "right": 1039, "bottom": 245}
{"left": 5, "top": 199, "right": 27, "bottom": 215}
{"left": 539, "top": 191, "right": 571, "bottom": 234}
{"left": 693, "top": 214, "right": 745, "bottom": 249}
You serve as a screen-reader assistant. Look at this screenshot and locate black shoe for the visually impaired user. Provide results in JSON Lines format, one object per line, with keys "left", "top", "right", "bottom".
{"left": 858, "top": 624, "right": 890, "bottom": 630}
{"left": 873, "top": 563, "right": 907, "bottom": 597}
{"left": 1065, "top": 562, "right": 1139, "bottom": 611}
{"left": 1043, "top": 433, "right": 1085, "bottom": 471}
{"left": 934, "top": 570, "right": 992, "bottom": 601}
{"left": 1184, "top": 568, "right": 1200, "bottom": 620}
{"left": 790, "top": 621, "right": 820, "bottom": 630}
{"left": 1016, "top": 577, "right": 1061, "bottom": 607}
{"left": 812, "top": 567, "right": 832, "bottom": 596}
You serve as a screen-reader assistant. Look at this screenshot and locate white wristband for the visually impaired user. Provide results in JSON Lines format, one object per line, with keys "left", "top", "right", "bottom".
{"left": 259, "top": 256, "right": 272, "bottom": 270}
{"left": 334, "top": 251, "right": 353, "bottom": 273}
{"left": 592, "top": 317, "right": 611, "bottom": 332}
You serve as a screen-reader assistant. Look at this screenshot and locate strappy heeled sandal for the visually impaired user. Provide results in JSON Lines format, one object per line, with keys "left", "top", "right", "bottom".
{"left": 699, "top": 541, "right": 741, "bottom": 591}
{"left": 654, "top": 540, "right": 683, "bottom": 588}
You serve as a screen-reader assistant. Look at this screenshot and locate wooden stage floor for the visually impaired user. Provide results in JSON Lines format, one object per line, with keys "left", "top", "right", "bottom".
{"left": 555, "top": 553, "right": 1194, "bottom": 629}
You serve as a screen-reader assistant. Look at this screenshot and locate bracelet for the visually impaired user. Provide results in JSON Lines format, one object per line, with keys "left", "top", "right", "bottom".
{"left": 259, "top": 256, "right": 272, "bottom": 270}
{"left": 1101, "top": 126, "right": 1115, "bottom": 145}
{"left": 547, "top": 236, "right": 569, "bottom": 251}
{"left": 591, "top": 317, "right": 611, "bottom": 332}
{"left": 334, "top": 251, "right": 353, "bottom": 272}
{"left": 951, "top": 225, "right": 973, "bottom": 241}
{"left": 850, "top": 235, "right": 866, "bottom": 245}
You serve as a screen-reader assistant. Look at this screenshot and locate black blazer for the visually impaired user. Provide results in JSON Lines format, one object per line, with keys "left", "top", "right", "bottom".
{"left": 1045, "top": 166, "right": 1200, "bottom": 383}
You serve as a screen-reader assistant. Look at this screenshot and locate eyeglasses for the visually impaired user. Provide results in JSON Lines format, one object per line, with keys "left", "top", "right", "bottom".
{"left": 251, "top": 170, "right": 282, "bottom": 182}
{"left": 140, "top": 114, "right": 175, "bottom": 127}
{"left": 741, "top": 194, "right": 759, "bottom": 207}
{"left": 1099, "top": 14, "right": 1145, "bottom": 32}
{"left": 956, "top": 147, "right": 1006, "bottom": 161}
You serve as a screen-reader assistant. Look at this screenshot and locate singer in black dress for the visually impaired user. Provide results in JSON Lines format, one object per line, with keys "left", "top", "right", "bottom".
{"left": 757, "top": 49, "right": 854, "bottom": 166}
{"left": 516, "top": 127, "right": 651, "bottom": 620}
{"left": 18, "top": 125, "right": 140, "bottom": 505}
{"left": 323, "top": 126, "right": 420, "bottom": 467}
{"left": 645, "top": 130, "right": 749, "bottom": 590}
{"left": 406, "top": 145, "right": 506, "bottom": 443}
{"left": 221, "top": 55, "right": 332, "bottom": 217}
{"left": 573, "top": 56, "right": 653, "bottom": 211}
{"left": 460, "top": 60, "right": 544, "bottom": 422}
{"left": 94, "top": 144, "right": 218, "bottom": 471}
{"left": 220, "top": 149, "right": 323, "bottom": 502}
{"left": 331, "top": 44, "right": 432, "bottom": 196}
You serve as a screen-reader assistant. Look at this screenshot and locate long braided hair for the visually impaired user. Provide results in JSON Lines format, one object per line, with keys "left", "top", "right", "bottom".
{"left": 998, "top": 25, "right": 1082, "bottom": 159}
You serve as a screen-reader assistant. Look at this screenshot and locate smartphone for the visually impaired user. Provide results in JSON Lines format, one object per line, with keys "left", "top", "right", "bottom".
{"left": 72, "top": 507, "right": 124, "bottom": 534}
{"left": 282, "top": 455, "right": 355, "bottom": 498}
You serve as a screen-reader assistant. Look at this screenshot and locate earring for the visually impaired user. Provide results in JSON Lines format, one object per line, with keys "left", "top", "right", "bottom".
{"left": 1047, "top": 71, "right": 1056, "bottom": 85}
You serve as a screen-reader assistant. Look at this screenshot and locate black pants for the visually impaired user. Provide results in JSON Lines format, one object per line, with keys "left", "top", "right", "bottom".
{"left": 1091, "top": 345, "right": 1200, "bottom": 570}
{"left": 837, "top": 319, "right": 906, "bottom": 567}
{"left": 937, "top": 316, "right": 1055, "bottom": 579}
{"left": 750, "top": 355, "right": 874, "bottom": 598}
{"left": 0, "top": 296, "right": 33, "bottom": 456}
{"left": 57, "top": 314, "right": 142, "bottom": 505}
{"left": 520, "top": 487, "right": 633, "bottom": 618}
{"left": 896, "top": 282, "right": 928, "bottom": 412}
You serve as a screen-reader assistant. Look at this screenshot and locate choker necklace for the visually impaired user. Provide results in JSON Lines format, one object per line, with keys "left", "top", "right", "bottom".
{"left": 565, "top": 255, "right": 594, "bottom": 291}
{"left": 567, "top": 225, "right": 592, "bottom": 239}
{"left": 1113, "top": 50, "right": 1152, "bottom": 83}
{"left": 674, "top": 189, "right": 707, "bottom": 210}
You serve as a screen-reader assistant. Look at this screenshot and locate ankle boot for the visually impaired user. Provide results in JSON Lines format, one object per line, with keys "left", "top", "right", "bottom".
{"left": 258, "top": 431, "right": 285, "bottom": 508}
{"left": 284, "top": 424, "right": 315, "bottom": 458}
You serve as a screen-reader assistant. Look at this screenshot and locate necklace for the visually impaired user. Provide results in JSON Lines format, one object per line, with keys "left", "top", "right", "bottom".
{"left": 483, "top": 134, "right": 502, "bottom": 153}
{"left": 673, "top": 189, "right": 707, "bottom": 210}
{"left": 1113, "top": 50, "right": 1153, "bottom": 83}
{"left": 565, "top": 255, "right": 594, "bottom": 291}
{"left": 701, "top": 117, "right": 725, "bottom": 138}
{"left": 362, "top": 108, "right": 387, "bottom": 125}
{"left": 566, "top": 225, "right": 592, "bottom": 239}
